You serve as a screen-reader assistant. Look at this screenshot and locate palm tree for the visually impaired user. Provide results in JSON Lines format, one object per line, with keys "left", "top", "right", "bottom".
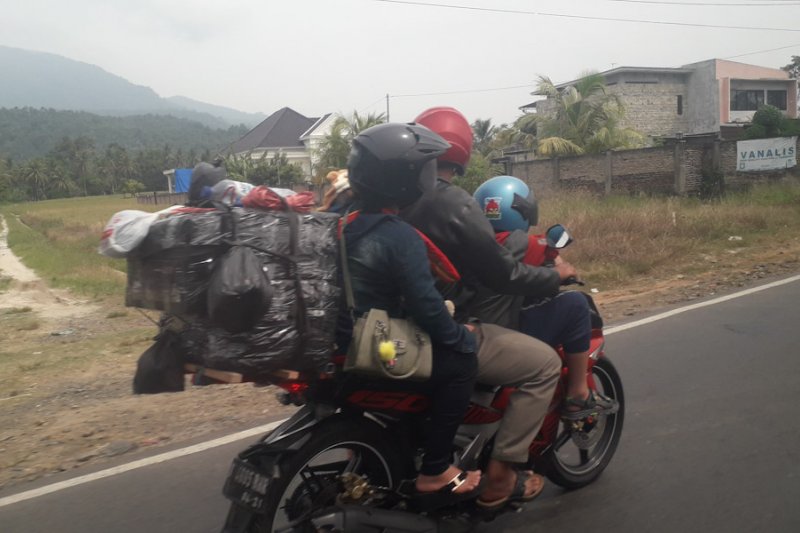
{"left": 472, "top": 118, "right": 497, "bottom": 156}
{"left": 535, "top": 72, "right": 644, "bottom": 158}
{"left": 22, "top": 159, "right": 50, "bottom": 201}
{"left": 341, "top": 111, "right": 386, "bottom": 137}
{"left": 314, "top": 111, "right": 386, "bottom": 178}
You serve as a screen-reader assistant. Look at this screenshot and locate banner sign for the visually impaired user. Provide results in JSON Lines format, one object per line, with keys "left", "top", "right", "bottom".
{"left": 737, "top": 136, "right": 797, "bottom": 172}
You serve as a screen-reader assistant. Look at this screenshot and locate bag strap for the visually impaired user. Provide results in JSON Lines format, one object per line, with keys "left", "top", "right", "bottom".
{"left": 338, "top": 211, "right": 356, "bottom": 318}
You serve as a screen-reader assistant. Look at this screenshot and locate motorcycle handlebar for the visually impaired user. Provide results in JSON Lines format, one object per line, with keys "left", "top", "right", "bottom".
{"left": 562, "top": 276, "right": 585, "bottom": 287}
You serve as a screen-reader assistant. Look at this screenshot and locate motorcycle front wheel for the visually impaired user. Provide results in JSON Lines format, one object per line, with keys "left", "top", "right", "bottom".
{"left": 223, "top": 417, "right": 402, "bottom": 533}
{"left": 541, "top": 356, "right": 625, "bottom": 489}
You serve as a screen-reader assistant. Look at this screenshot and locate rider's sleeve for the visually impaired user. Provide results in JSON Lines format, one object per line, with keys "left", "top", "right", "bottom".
{"left": 389, "top": 222, "right": 476, "bottom": 355}
{"left": 446, "top": 191, "right": 560, "bottom": 299}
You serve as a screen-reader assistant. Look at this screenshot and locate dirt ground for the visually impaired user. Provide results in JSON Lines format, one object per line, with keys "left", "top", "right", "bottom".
{"left": 0, "top": 214, "right": 798, "bottom": 491}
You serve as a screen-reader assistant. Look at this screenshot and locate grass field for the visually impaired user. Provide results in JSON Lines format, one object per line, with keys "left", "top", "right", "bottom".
{"left": 1, "top": 196, "right": 161, "bottom": 299}
{"left": 541, "top": 182, "right": 800, "bottom": 285}
{"left": 1, "top": 183, "right": 800, "bottom": 297}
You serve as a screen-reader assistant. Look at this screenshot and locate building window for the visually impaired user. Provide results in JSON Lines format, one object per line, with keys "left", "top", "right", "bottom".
{"left": 767, "top": 90, "right": 787, "bottom": 110}
{"left": 731, "top": 89, "right": 764, "bottom": 111}
{"left": 677, "top": 95, "right": 683, "bottom": 116}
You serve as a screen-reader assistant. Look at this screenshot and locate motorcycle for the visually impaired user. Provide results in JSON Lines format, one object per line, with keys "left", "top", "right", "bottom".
{"left": 220, "top": 225, "right": 624, "bottom": 533}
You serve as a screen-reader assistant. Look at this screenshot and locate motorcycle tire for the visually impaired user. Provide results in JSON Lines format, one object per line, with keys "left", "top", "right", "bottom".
{"left": 540, "top": 356, "right": 625, "bottom": 490}
{"left": 223, "top": 416, "right": 403, "bottom": 533}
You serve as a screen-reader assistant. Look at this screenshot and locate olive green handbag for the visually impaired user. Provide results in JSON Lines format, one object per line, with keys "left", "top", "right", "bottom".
{"left": 339, "top": 216, "right": 433, "bottom": 381}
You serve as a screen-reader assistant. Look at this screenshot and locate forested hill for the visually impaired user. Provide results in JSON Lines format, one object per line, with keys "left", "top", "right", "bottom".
{"left": 0, "top": 107, "right": 247, "bottom": 161}
{"left": 0, "top": 46, "right": 266, "bottom": 128}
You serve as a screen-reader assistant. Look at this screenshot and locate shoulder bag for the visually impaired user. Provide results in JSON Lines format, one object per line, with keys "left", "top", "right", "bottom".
{"left": 339, "top": 214, "right": 432, "bottom": 381}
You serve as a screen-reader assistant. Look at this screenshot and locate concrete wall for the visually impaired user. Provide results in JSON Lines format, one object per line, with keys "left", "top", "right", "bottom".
{"left": 684, "top": 59, "right": 720, "bottom": 135}
{"left": 506, "top": 136, "right": 800, "bottom": 196}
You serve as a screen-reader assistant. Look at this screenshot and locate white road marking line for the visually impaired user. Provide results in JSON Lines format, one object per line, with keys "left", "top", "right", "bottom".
{"left": 1, "top": 273, "right": 798, "bottom": 508}
{"left": 604, "top": 274, "right": 800, "bottom": 336}
{"left": 0, "top": 420, "right": 283, "bottom": 508}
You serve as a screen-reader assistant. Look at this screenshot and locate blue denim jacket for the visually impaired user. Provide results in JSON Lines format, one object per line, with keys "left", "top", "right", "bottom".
{"left": 336, "top": 212, "right": 476, "bottom": 355}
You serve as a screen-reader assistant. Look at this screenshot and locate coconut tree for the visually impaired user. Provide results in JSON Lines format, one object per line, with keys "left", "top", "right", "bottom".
{"left": 472, "top": 118, "right": 498, "bottom": 156}
{"left": 21, "top": 159, "right": 50, "bottom": 201}
{"left": 535, "top": 72, "right": 644, "bottom": 157}
{"left": 315, "top": 111, "right": 386, "bottom": 178}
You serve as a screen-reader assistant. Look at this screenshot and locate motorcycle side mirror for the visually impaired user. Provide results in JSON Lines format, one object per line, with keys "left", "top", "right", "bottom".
{"left": 546, "top": 224, "right": 573, "bottom": 249}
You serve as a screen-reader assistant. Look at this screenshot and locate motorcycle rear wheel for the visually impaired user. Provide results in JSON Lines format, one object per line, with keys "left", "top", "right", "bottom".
{"left": 223, "top": 417, "right": 402, "bottom": 533}
{"left": 540, "top": 356, "right": 625, "bottom": 489}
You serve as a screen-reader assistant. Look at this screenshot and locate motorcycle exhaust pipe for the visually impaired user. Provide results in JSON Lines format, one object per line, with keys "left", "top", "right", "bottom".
{"left": 276, "top": 504, "right": 439, "bottom": 533}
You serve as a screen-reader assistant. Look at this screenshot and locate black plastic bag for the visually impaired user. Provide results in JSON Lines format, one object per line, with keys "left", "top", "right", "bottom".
{"left": 187, "top": 162, "right": 227, "bottom": 206}
{"left": 132, "top": 331, "right": 185, "bottom": 394}
{"left": 207, "top": 245, "right": 272, "bottom": 333}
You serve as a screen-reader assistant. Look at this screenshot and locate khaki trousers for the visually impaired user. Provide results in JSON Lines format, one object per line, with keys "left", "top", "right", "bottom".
{"left": 476, "top": 323, "right": 561, "bottom": 463}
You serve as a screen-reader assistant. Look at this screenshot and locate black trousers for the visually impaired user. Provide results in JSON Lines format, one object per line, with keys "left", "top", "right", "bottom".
{"left": 419, "top": 348, "right": 478, "bottom": 476}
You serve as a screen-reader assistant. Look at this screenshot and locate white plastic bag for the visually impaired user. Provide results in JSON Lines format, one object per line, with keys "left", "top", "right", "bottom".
{"left": 98, "top": 210, "right": 158, "bottom": 258}
{"left": 209, "top": 179, "right": 256, "bottom": 206}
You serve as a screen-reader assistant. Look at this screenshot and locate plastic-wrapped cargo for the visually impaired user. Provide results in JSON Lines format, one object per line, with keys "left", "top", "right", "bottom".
{"left": 126, "top": 207, "right": 342, "bottom": 374}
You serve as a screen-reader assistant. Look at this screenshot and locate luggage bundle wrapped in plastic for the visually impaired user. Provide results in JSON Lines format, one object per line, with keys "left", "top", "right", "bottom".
{"left": 125, "top": 207, "right": 342, "bottom": 377}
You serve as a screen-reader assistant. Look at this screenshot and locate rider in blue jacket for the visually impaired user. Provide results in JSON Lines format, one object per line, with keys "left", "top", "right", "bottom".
{"left": 336, "top": 122, "right": 482, "bottom": 503}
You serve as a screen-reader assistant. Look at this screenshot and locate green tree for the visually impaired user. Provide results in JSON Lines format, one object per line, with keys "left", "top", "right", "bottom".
{"left": 224, "top": 151, "right": 304, "bottom": 187}
{"left": 488, "top": 115, "right": 538, "bottom": 157}
{"left": 121, "top": 179, "right": 146, "bottom": 197}
{"left": 472, "top": 118, "right": 498, "bottom": 156}
{"left": 453, "top": 152, "right": 503, "bottom": 195}
{"left": 781, "top": 55, "right": 800, "bottom": 79}
{"left": 781, "top": 55, "right": 800, "bottom": 112}
{"left": 534, "top": 72, "right": 644, "bottom": 157}
{"left": 21, "top": 159, "right": 50, "bottom": 201}
{"left": 743, "top": 104, "right": 800, "bottom": 139}
{"left": 315, "top": 120, "right": 351, "bottom": 176}
{"left": 315, "top": 111, "right": 386, "bottom": 179}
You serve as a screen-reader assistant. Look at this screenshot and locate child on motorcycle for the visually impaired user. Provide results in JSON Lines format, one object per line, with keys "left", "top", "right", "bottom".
{"left": 473, "top": 176, "right": 618, "bottom": 419}
{"left": 337, "top": 122, "right": 483, "bottom": 504}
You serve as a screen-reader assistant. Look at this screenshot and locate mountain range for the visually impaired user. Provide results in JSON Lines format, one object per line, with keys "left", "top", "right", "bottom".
{"left": 0, "top": 45, "right": 266, "bottom": 129}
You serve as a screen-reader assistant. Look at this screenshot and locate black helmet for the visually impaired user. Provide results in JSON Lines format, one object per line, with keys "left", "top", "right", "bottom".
{"left": 348, "top": 123, "right": 450, "bottom": 209}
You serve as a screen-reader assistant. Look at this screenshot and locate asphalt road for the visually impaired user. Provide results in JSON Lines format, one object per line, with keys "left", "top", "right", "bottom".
{"left": 2, "top": 276, "right": 799, "bottom": 533}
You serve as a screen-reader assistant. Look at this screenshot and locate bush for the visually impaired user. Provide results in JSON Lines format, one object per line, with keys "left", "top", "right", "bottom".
{"left": 744, "top": 105, "right": 798, "bottom": 139}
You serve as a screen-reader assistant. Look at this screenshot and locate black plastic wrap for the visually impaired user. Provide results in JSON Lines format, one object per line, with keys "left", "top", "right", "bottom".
{"left": 126, "top": 246, "right": 222, "bottom": 315}
{"left": 127, "top": 208, "right": 342, "bottom": 374}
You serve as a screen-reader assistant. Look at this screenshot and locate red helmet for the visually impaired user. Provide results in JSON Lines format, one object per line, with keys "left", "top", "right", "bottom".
{"left": 414, "top": 107, "right": 473, "bottom": 175}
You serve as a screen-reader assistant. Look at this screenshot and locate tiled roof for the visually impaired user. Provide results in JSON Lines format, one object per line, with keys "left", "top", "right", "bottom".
{"left": 227, "top": 107, "right": 318, "bottom": 153}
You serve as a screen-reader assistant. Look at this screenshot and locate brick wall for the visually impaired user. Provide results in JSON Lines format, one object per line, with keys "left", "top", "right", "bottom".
{"left": 507, "top": 136, "right": 799, "bottom": 195}
{"left": 609, "top": 83, "right": 689, "bottom": 138}
{"left": 611, "top": 147, "right": 674, "bottom": 194}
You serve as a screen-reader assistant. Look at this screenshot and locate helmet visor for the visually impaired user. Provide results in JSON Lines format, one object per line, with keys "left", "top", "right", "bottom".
{"left": 511, "top": 193, "right": 539, "bottom": 227}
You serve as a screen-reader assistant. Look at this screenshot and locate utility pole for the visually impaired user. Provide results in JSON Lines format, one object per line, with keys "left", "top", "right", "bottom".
{"left": 386, "top": 94, "right": 390, "bottom": 121}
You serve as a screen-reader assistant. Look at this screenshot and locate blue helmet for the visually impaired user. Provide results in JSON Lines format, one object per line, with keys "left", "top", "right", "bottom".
{"left": 473, "top": 175, "right": 538, "bottom": 232}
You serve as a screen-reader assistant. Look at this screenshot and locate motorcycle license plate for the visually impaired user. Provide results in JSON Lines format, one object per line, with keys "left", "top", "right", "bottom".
{"left": 223, "top": 458, "right": 272, "bottom": 513}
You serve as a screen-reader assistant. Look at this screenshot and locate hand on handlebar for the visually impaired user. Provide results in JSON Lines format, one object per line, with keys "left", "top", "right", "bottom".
{"left": 554, "top": 261, "right": 585, "bottom": 286}
{"left": 554, "top": 261, "right": 577, "bottom": 281}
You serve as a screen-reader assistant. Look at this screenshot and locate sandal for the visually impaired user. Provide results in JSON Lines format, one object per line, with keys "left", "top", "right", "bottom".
{"left": 562, "top": 389, "right": 619, "bottom": 421}
{"left": 411, "top": 470, "right": 484, "bottom": 510}
{"left": 476, "top": 470, "right": 544, "bottom": 510}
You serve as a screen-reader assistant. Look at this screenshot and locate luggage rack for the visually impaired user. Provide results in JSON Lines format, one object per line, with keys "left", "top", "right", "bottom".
{"left": 183, "top": 364, "right": 300, "bottom": 385}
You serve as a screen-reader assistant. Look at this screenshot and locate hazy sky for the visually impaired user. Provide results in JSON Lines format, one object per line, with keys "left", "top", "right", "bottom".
{"left": 3, "top": 0, "right": 799, "bottom": 125}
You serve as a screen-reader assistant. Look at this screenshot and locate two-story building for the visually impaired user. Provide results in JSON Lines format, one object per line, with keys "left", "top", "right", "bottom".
{"left": 523, "top": 59, "right": 798, "bottom": 141}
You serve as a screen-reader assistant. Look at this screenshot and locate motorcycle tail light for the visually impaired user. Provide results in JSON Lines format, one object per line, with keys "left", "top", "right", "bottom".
{"left": 278, "top": 381, "right": 309, "bottom": 394}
